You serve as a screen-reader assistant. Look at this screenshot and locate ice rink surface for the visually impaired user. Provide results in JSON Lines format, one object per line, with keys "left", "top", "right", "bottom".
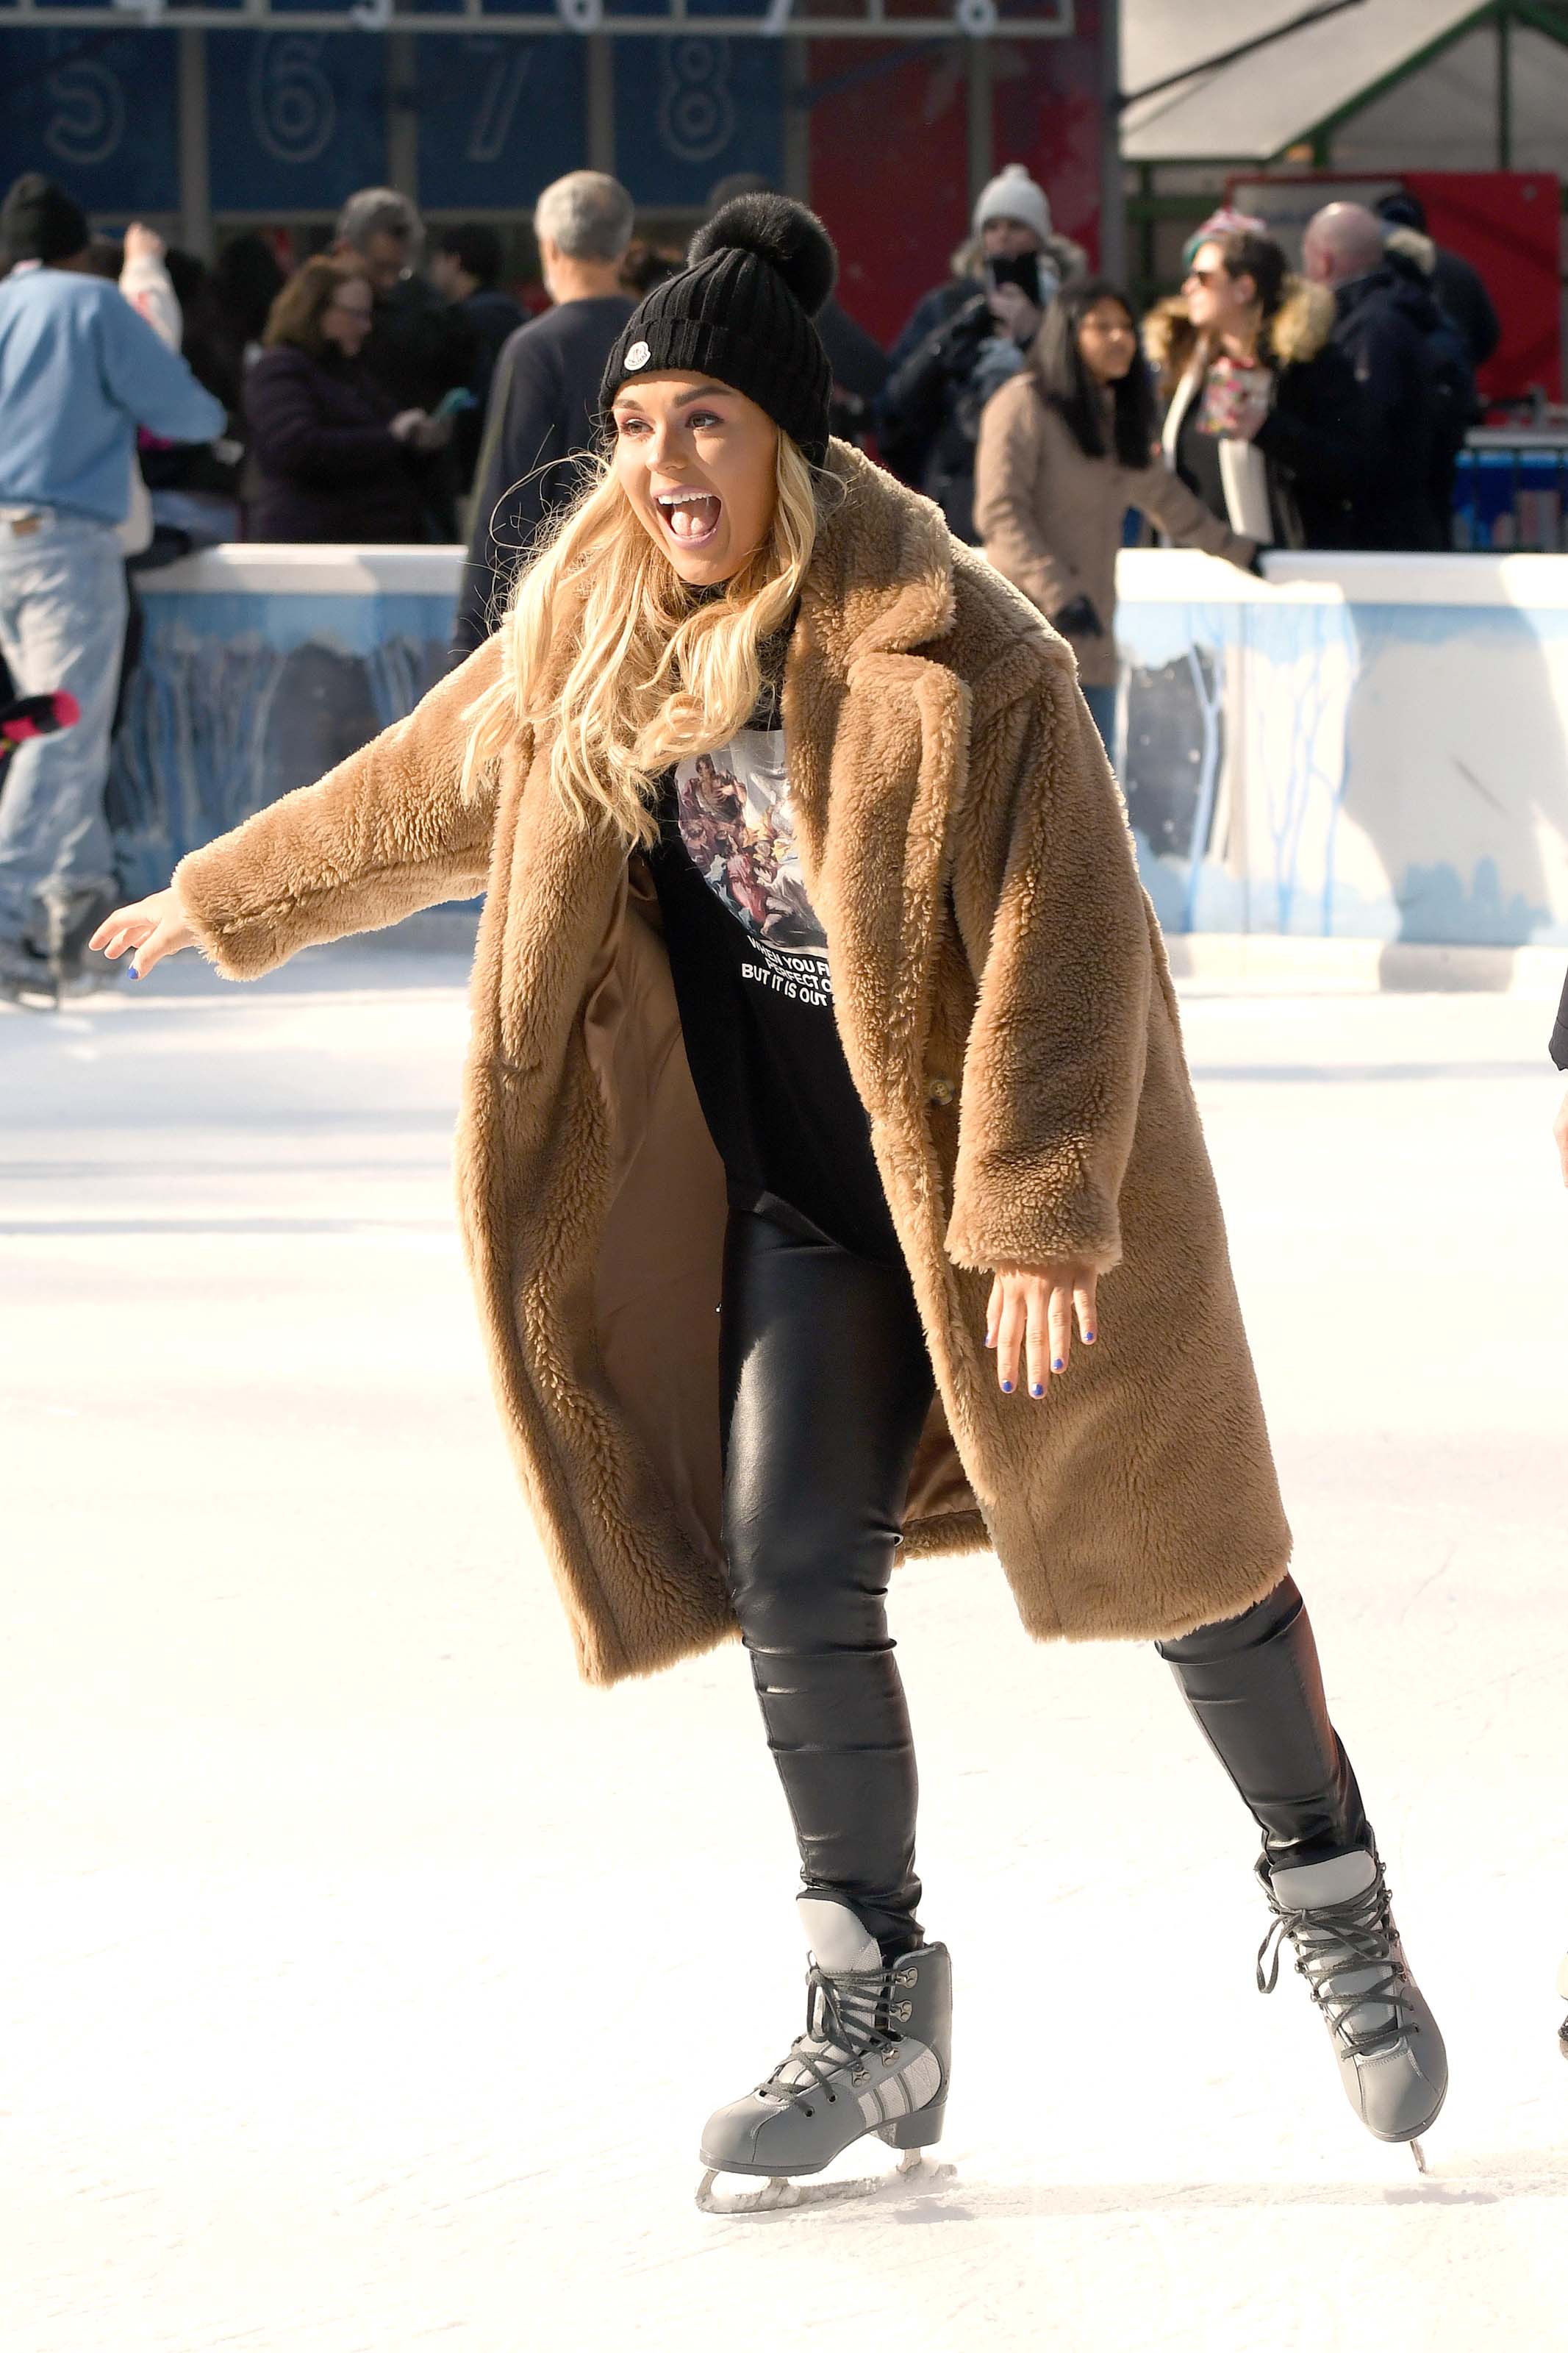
{"left": 5, "top": 943, "right": 1567, "bottom": 2353}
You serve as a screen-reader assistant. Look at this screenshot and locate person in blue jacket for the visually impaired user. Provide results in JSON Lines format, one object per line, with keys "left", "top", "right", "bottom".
{"left": 0, "top": 173, "right": 224, "bottom": 1001}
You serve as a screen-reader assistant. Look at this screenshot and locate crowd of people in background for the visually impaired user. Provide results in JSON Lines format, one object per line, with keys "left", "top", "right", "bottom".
{"left": 0, "top": 150, "right": 1506, "bottom": 997}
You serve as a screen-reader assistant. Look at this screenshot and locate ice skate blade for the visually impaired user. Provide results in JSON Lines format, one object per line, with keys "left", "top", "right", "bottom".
{"left": 1409, "top": 2138, "right": 1428, "bottom": 2176}
{"left": 695, "top": 2154, "right": 954, "bottom": 2216}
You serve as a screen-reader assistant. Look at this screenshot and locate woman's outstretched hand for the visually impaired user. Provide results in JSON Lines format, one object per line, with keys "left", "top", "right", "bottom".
{"left": 986, "top": 1263, "right": 1098, "bottom": 1398}
{"left": 88, "top": 888, "right": 196, "bottom": 979}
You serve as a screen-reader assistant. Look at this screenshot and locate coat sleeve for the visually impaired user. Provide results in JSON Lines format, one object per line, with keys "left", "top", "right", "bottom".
{"left": 944, "top": 652, "right": 1153, "bottom": 1277}
{"left": 172, "top": 640, "right": 509, "bottom": 981}
{"left": 973, "top": 379, "right": 1078, "bottom": 619}
{"left": 1127, "top": 454, "right": 1254, "bottom": 567}
{"left": 1551, "top": 960, "right": 1568, "bottom": 1071}
{"left": 96, "top": 290, "right": 225, "bottom": 446}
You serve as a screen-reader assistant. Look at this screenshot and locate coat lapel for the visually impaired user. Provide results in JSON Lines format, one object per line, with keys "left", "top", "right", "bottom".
{"left": 781, "top": 448, "right": 970, "bottom": 1118}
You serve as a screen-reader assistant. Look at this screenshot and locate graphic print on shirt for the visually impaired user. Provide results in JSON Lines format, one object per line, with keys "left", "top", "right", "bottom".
{"left": 673, "top": 728, "right": 833, "bottom": 1007}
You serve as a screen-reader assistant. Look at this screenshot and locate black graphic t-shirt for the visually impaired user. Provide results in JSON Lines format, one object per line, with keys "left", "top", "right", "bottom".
{"left": 647, "top": 713, "right": 901, "bottom": 1263}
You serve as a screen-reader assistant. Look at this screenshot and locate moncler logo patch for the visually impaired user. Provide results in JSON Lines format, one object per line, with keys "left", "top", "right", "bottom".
{"left": 625, "top": 340, "right": 651, "bottom": 371}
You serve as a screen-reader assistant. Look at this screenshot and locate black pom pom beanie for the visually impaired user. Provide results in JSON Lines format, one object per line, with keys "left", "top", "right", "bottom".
{"left": 600, "top": 194, "right": 837, "bottom": 467}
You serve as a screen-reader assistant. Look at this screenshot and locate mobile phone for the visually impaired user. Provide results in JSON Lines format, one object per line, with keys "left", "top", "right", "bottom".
{"left": 432, "top": 386, "right": 478, "bottom": 421}
{"left": 986, "top": 253, "right": 1044, "bottom": 304}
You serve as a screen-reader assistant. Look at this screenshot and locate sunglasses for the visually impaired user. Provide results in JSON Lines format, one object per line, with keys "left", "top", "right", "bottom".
{"left": 1184, "top": 266, "right": 1226, "bottom": 289}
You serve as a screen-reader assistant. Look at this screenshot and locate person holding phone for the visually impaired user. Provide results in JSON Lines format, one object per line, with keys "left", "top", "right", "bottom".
{"left": 976, "top": 277, "right": 1256, "bottom": 754}
{"left": 879, "top": 164, "right": 1084, "bottom": 544}
{"left": 243, "top": 257, "right": 452, "bottom": 544}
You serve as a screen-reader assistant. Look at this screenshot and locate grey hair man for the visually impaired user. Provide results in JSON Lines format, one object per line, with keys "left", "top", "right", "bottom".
{"left": 1303, "top": 200, "right": 1444, "bottom": 550}
{"left": 334, "top": 188, "right": 423, "bottom": 293}
{"left": 334, "top": 185, "right": 472, "bottom": 534}
{"left": 453, "top": 172, "right": 637, "bottom": 661}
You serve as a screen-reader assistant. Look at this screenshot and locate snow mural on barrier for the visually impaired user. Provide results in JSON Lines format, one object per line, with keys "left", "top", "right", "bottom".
{"left": 104, "top": 556, "right": 1568, "bottom": 949}
{"left": 108, "top": 588, "right": 456, "bottom": 899}
{"left": 1114, "top": 567, "right": 1568, "bottom": 947}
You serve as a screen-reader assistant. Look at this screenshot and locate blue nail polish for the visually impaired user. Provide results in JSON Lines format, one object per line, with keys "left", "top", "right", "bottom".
{"left": 1031, "top": 1382, "right": 1044, "bottom": 1397}
{"left": 1053, "top": 1357, "right": 1064, "bottom": 1373}
{"left": 128, "top": 966, "right": 140, "bottom": 981}
{"left": 1000, "top": 1379, "right": 1013, "bottom": 1393}
{"left": 1084, "top": 1331, "right": 1097, "bottom": 1344}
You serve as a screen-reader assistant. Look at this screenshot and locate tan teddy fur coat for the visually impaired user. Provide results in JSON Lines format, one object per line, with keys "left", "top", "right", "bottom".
{"left": 174, "top": 442, "right": 1292, "bottom": 1687}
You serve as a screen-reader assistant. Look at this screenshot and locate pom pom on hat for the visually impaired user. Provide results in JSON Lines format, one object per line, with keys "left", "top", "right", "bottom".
{"left": 688, "top": 193, "right": 837, "bottom": 320}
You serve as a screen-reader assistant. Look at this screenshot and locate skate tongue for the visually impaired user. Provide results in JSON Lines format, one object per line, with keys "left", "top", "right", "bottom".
{"left": 797, "top": 1896, "right": 881, "bottom": 1974}
{"left": 1270, "top": 1850, "right": 1378, "bottom": 1910}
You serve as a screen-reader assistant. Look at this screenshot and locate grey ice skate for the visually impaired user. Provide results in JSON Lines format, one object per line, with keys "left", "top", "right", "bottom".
{"left": 697, "top": 1896, "right": 951, "bottom": 2213}
{"left": 1256, "top": 1848, "right": 1447, "bottom": 2165}
{"left": 1556, "top": 1952, "right": 1568, "bottom": 2060}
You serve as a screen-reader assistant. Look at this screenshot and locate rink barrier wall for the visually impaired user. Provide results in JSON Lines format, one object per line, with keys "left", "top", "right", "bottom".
{"left": 113, "top": 543, "right": 1568, "bottom": 954}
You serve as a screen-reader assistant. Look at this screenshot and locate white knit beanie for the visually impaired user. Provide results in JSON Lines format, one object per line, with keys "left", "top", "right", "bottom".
{"left": 972, "top": 163, "right": 1052, "bottom": 247}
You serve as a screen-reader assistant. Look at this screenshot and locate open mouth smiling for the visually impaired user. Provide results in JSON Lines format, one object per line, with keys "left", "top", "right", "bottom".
{"left": 655, "top": 488, "right": 723, "bottom": 549}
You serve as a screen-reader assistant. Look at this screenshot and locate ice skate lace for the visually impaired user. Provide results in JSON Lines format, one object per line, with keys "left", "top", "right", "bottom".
{"left": 1256, "top": 1870, "right": 1416, "bottom": 2058}
{"left": 759, "top": 1962, "right": 903, "bottom": 2117}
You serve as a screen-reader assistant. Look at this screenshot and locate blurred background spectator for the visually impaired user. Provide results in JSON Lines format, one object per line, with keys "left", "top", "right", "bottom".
{"left": 620, "top": 240, "right": 684, "bottom": 299}
{"left": 1375, "top": 190, "right": 1500, "bottom": 374}
{"left": 878, "top": 163, "right": 1084, "bottom": 543}
{"left": 333, "top": 189, "right": 473, "bottom": 538}
{"left": 243, "top": 255, "right": 451, "bottom": 544}
{"left": 976, "top": 277, "right": 1254, "bottom": 751}
{"left": 1146, "top": 227, "right": 1366, "bottom": 553}
{"left": 429, "top": 224, "right": 526, "bottom": 491}
{"left": 0, "top": 171, "right": 222, "bottom": 996}
{"left": 1301, "top": 202, "right": 1450, "bottom": 553}
{"left": 454, "top": 169, "right": 635, "bottom": 663}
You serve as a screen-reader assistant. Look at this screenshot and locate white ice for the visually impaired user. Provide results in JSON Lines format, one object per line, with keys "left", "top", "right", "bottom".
{"left": 4, "top": 943, "right": 1567, "bottom": 2353}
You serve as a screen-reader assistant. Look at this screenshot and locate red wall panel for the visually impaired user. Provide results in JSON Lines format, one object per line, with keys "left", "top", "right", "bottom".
{"left": 991, "top": 0, "right": 1104, "bottom": 270}
{"left": 809, "top": 18, "right": 1107, "bottom": 353}
{"left": 1403, "top": 170, "right": 1561, "bottom": 404}
{"left": 806, "top": 41, "right": 973, "bottom": 349}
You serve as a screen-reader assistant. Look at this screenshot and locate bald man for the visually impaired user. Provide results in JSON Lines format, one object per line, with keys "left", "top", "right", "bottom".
{"left": 1303, "top": 201, "right": 1443, "bottom": 551}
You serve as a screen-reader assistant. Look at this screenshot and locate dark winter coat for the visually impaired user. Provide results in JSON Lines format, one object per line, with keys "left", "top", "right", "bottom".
{"left": 173, "top": 442, "right": 1291, "bottom": 1688}
{"left": 454, "top": 293, "right": 636, "bottom": 661}
{"left": 1145, "top": 281, "right": 1365, "bottom": 551}
{"left": 242, "top": 346, "right": 429, "bottom": 543}
{"left": 1552, "top": 964, "right": 1568, "bottom": 1071}
{"left": 451, "top": 285, "right": 529, "bottom": 487}
{"left": 1330, "top": 267, "right": 1444, "bottom": 551}
{"left": 1432, "top": 246, "right": 1500, "bottom": 372}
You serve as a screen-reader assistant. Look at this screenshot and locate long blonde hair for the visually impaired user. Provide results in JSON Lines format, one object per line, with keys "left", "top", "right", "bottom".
{"left": 462, "top": 433, "right": 825, "bottom": 850}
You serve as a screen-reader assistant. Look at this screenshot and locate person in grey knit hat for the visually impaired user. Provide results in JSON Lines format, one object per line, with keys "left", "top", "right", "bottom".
{"left": 878, "top": 163, "right": 1086, "bottom": 543}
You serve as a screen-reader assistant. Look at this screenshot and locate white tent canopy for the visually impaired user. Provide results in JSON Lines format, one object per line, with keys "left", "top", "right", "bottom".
{"left": 1121, "top": 0, "right": 1485, "bottom": 163}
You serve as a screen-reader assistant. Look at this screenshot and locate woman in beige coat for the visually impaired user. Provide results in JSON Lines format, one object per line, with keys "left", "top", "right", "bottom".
{"left": 975, "top": 276, "right": 1254, "bottom": 754}
{"left": 91, "top": 199, "right": 1445, "bottom": 2204}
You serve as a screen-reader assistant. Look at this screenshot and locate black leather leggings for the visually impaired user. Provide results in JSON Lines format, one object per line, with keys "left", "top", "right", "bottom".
{"left": 719, "top": 1210, "right": 1369, "bottom": 1955}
